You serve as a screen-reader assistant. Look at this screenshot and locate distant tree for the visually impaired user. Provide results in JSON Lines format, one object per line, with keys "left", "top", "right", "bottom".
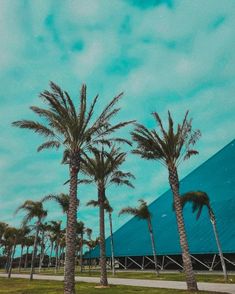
{"left": 48, "top": 221, "right": 62, "bottom": 273}
{"left": 119, "top": 199, "right": 159, "bottom": 275}
{"left": 15, "top": 200, "right": 47, "bottom": 280}
{"left": 24, "top": 235, "right": 34, "bottom": 269}
{"left": 87, "top": 199, "right": 115, "bottom": 275}
{"left": 18, "top": 226, "right": 31, "bottom": 272}
{"left": 181, "top": 191, "right": 228, "bottom": 281}
{"left": 3, "top": 226, "right": 22, "bottom": 278}
{"left": 0, "top": 222, "right": 8, "bottom": 247}
{"left": 131, "top": 111, "right": 200, "bottom": 291}
{"left": 76, "top": 221, "right": 85, "bottom": 273}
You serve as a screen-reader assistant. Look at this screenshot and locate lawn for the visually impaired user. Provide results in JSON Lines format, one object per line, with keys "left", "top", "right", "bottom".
{"left": 2, "top": 267, "right": 234, "bottom": 284}
{"left": 0, "top": 278, "right": 226, "bottom": 294}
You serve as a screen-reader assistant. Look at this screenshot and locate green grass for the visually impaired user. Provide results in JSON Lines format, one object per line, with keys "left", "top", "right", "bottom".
{"left": 2, "top": 267, "right": 234, "bottom": 284}
{"left": 0, "top": 278, "right": 225, "bottom": 294}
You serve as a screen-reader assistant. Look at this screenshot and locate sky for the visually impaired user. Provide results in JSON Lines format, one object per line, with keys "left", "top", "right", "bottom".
{"left": 0, "top": 0, "right": 235, "bottom": 241}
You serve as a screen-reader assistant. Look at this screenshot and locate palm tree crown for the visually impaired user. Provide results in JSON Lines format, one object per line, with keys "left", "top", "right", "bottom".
{"left": 12, "top": 82, "right": 133, "bottom": 164}
{"left": 180, "top": 191, "right": 214, "bottom": 221}
{"left": 15, "top": 200, "right": 47, "bottom": 225}
{"left": 119, "top": 199, "right": 150, "bottom": 220}
{"left": 42, "top": 193, "right": 71, "bottom": 214}
{"left": 81, "top": 146, "right": 135, "bottom": 189}
{"left": 131, "top": 111, "right": 201, "bottom": 168}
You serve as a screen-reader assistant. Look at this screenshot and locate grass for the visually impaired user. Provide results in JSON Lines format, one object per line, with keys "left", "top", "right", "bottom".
{"left": 0, "top": 278, "right": 226, "bottom": 294}
{"left": 2, "top": 267, "right": 234, "bottom": 284}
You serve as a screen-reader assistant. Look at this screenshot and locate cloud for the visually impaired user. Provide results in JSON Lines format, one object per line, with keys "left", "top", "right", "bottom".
{"left": 0, "top": 0, "right": 235, "bottom": 236}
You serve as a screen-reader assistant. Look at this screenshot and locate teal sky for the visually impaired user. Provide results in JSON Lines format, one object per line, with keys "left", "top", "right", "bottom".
{"left": 1, "top": 0, "right": 235, "bottom": 239}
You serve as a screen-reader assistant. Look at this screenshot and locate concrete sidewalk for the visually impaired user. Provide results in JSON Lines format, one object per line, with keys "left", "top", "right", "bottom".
{"left": 0, "top": 273, "right": 235, "bottom": 293}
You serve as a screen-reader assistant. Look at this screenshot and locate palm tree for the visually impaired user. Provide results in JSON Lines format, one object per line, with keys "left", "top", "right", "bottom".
{"left": 24, "top": 235, "right": 34, "bottom": 269}
{"left": 131, "top": 111, "right": 201, "bottom": 291}
{"left": 15, "top": 200, "right": 47, "bottom": 280}
{"left": 87, "top": 199, "right": 116, "bottom": 275}
{"left": 181, "top": 191, "right": 228, "bottom": 281}
{"left": 76, "top": 221, "right": 85, "bottom": 273}
{"left": 81, "top": 146, "right": 134, "bottom": 286}
{"left": 47, "top": 230, "right": 56, "bottom": 268}
{"left": 18, "top": 226, "right": 31, "bottom": 272}
{"left": 13, "top": 82, "right": 133, "bottom": 294}
{"left": 85, "top": 227, "right": 92, "bottom": 274}
{"left": 38, "top": 222, "right": 49, "bottom": 273}
{"left": 47, "top": 221, "right": 62, "bottom": 272}
{"left": 119, "top": 199, "right": 159, "bottom": 275}
{"left": 0, "top": 222, "right": 8, "bottom": 247}
{"left": 59, "top": 233, "right": 66, "bottom": 268}
{"left": 4, "top": 226, "right": 20, "bottom": 278}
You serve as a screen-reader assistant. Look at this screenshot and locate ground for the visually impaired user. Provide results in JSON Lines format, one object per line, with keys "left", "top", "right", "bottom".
{"left": 0, "top": 278, "right": 224, "bottom": 294}
{"left": 2, "top": 268, "right": 234, "bottom": 284}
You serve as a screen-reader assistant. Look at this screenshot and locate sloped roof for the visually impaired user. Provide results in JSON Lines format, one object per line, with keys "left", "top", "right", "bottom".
{"left": 89, "top": 139, "right": 235, "bottom": 257}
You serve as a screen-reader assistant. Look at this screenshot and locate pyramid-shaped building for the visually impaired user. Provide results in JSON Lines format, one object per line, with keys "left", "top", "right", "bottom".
{"left": 87, "top": 140, "right": 235, "bottom": 270}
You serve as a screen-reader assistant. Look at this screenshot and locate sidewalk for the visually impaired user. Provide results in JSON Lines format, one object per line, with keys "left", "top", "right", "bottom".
{"left": 0, "top": 273, "right": 234, "bottom": 293}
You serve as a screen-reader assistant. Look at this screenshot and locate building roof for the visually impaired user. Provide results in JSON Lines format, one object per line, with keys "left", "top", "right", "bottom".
{"left": 88, "top": 139, "right": 235, "bottom": 258}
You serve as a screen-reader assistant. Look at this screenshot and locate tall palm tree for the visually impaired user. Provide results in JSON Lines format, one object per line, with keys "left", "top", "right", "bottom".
{"left": 131, "top": 111, "right": 201, "bottom": 291}
{"left": 181, "top": 191, "right": 228, "bottom": 281}
{"left": 15, "top": 200, "right": 47, "bottom": 280}
{"left": 119, "top": 199, "right": 159, "bottom": 275}
{"left": 81, "top": 146, "right": 134, "bottom": 286}
{"left": 87, "top": 199, "right": 116, "bottom": 275}
{"left": 13, "top": 82, "right": 133, "bottom": 294}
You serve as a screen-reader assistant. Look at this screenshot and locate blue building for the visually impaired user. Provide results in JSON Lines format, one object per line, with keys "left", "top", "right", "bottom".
{"left": 87, "top": 140, "right": 235, "bottom": 271}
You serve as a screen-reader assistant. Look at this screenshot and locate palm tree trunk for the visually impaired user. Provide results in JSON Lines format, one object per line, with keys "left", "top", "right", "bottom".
{"left": 55, "top": 242, "right": 59, "bottom": 273}
{"left": 109, "top": 212, "right": 115, "bottom": 276}
{"left": 147, "top": 218, "right": 159, "bottom": 275}
{"left": 18, "top": 245, "right": 24, "bottom": 272}
{"left": 80, "top": 234, "right": 83, "bottom": 273}
{"left": 24, "top": 247, "right": 29, "bottom": 268}
{"left": 64, "top": 159, "right": 79, "bottom": 294}
{"left": 30, "top": 222, "right": 40, "bottom": 281}
{"left": 48, "top": 240, "right": 54, "bottom": 268}
{"left": 88, "top": 247, "right": 91, "bottom": 275}
{"left": 98, "top": 186, "right": 108, "bottom": 286}
{"left": 39, "top": 230, "right": 45, "bottom": 273}
{"left": 8, "top": 243, "right": 16, "bottom": 278}
{"left": 58, "top": 245, "right": 62, "bottom": 270}
{"left": 5, "top": 248, "right": 11, "bottom": 272}
{"left": 209, "top": 210, "right": 228, "bottom": 282}
{"left": 168, "top": 166, "right": 198, "bottom": 291}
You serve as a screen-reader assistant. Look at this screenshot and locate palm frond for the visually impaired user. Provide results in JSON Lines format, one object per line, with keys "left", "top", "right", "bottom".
{"left": 86, "top": 200, "right": 99, "bottom": 207}
{"left": 12, "top": 120, "right": 55, "bottom": 137}
{"left": 37, "top": 140, "right": 60, "bottom": 152}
